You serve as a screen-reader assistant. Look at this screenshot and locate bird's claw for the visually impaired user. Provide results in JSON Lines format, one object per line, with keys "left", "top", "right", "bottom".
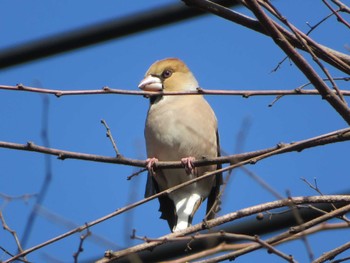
{"left": 146, "top": 157, "right": 158, "bottom": 176}
{"left": 181, "top": 157, "right": 196, "bottom": 175}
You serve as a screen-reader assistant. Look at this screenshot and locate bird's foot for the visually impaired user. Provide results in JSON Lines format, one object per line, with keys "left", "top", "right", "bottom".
{"left": 146, "top": 157, "right": 159, "bottom": 176}
{"left": 181, "top": 156, "right": 196, "bottom": 175}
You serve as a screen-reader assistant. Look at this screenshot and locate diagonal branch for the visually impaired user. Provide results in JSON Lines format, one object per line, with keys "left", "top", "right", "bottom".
{"left": 243, "top": 0, "right": 350, "bottom": 125}
{"left": 3, "top": 127, "right": 350, "bottom": 262}
{"left": 194, "top": 203, "right": 350, "bottom": 263}
{"left": 262, "top": 0, "right": 346, "bottom": 103}
{"left": 98, "top": 196, "right": 350, "bottom": 263}
{"left": 331, "top": 0, "right": 350, "bottom": 13}
{"left": 313, "top": 241, "right": 350, "bottom": 263}
{"left": 323, "top": 0, "right": 350, "bottom": 29}
{"left": 183, "top": 0, "right": 350, "bottom": 74}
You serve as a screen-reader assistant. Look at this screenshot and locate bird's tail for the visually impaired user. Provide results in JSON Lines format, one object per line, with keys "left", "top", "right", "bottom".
{"left": 172, "top": 193, "right": 202, "bottom": 232}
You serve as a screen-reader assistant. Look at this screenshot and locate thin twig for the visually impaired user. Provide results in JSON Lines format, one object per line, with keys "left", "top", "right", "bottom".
{"left": 0, "top": 247, "right": 30, "bottom": 263}
{"left": 73, "top": 224, "right": 91, "bottom": 263}
{"left": 301, "top": 178, "right": 349, "bottom": 222}
{"left": 0, "top": 193, "right": 37, "bottom": 210}
{"left": 101, "top": 119, "right": 121, "bottom": 157}
{"left": 301, "top": 177, "right": 324, "bottom": 196}
{"left": 270, "top": 56, "right": 290, "bottom": 73}
{"left": 306, "top": 12, "right": 336, "bottom": 35}
{"left": 0, "top": 212, "right": 27, "bottom": 262}
{"left": 127, "top": 168, "right": 147, "bottom": 180}
{"left": 332, "top": 256, "right": 350, "bottom": 263}
{"left": 322, "top": 0, "right": 350, "bottom": 29}
{"left": 253, "top": 235, "right": 296, "bottom": 262}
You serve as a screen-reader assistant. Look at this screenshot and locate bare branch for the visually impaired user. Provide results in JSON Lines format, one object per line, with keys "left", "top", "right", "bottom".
{"left": 331, "top": 0, "right": 350, "bottom": 13}
{"left": 322, "top": 0, "right": 350, "bottom": 29}
{"left": 244, "top": 0, "right": 350, "bottom": 124}
{"left": 253, "top": 235, "right": 296, "bottom": 263}
{"left": 2, "top": 2, "right": 350, "bottom": 262}
{"left": 306, "top": 12, "right": 336, "bottom": 35}
{"left": 131, "top": 231, "right": 295, "bottom": 263}
{"left": 101, "top": 119, "right": 121, "bottom": 157}
{"left": 0, "top": 193, "right": 37, "bottom": 209}
{"left": 183, "top": 0, "right": 350, "bottom": 74}
{"left": 194, "top": 203, "right": 350, "bottom": 263}
{"left": 276, "top": 222, "right": 350, "bottom": 244}
{"left": 313, "top": 241, "right": 350, "bottom": 263}
{"left": 0, "top": 212, "right": 27, "bottom": 262}
{"left": 2, "top": 83, "right": 350, "bottom": 97}
{"left": 73, "top": 224, "right": 91, "bottom": 263}
{"left": 263, "top": 0, "right": 346, "bottom": 103}
{"left": 1, "top": 127, "right": 350, "bottom": 170}
{"left": 97, "top": 196, "right": 350, "bottom": 263}
{"left": 126, "top": 168, "right": 148, "bottom": 180}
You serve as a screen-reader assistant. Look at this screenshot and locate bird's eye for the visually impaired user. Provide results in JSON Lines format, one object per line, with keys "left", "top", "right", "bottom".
{"left": 161, "top": 69, "right": 172, "bottom": 79}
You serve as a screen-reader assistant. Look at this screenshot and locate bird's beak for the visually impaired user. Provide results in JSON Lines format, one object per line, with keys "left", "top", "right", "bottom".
{"left": 138, "top": 75, "right": 163, "bottom": 91}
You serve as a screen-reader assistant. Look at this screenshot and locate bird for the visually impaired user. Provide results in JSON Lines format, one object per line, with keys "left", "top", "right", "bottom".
{"left": 139, "top": 58, "right": 222, "bottom": 232}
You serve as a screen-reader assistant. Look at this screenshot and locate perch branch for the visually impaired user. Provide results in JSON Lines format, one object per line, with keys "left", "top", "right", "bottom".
{"left": 0, "top": 127, "right": 350, "bottom": 170}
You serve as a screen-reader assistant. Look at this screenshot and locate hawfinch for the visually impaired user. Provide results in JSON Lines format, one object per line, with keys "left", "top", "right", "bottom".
{"left": 139, "top": 58, "right": 222, "bottom": 232}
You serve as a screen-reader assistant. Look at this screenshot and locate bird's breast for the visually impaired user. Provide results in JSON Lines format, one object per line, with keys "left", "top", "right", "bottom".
{"left": 145, "top": 96, "right": 217, "bottom": 161}
{"left": 145, "top": 95, "right": 217, "bottom": 161}
{"left": 144, "top": 95, "right": 218, "bottom": 194}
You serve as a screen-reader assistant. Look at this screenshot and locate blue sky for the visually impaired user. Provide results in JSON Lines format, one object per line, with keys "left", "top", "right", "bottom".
{"left": 1, "top": 1, "right": 350, "bottom": 262}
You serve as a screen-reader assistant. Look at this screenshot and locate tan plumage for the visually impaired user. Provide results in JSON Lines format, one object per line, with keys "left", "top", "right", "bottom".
{"left": 139, "top": 58, "right": 222, "bottom": 232}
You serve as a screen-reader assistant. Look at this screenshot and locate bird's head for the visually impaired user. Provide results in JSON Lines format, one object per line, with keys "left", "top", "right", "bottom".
{"left": 138, "top": 58, "right": 199, "bottom": 93}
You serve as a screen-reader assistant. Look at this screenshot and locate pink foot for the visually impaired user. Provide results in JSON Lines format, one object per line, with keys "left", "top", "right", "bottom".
{"left": 146, "top": 157, "right": 158, "bottom": 176}
{"left": 181, "top": 157, "right": 196, "bottom": 175}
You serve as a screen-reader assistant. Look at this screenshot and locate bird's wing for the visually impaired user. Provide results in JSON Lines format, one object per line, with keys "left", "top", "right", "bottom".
{"left": 144, "top": 171, "right": 177, "bottom": 230}
{"left": 205, "top": 130, "right": 223, "bottom": 220}
{"left": 144, "top": 172, "right": 157, "bottom": 197}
